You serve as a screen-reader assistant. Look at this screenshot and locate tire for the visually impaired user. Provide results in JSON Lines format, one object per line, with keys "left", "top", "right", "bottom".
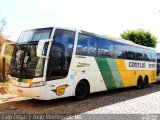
{"left": 137, "top": 77, "right": 143, "bottom": 89}
{"left": 75, "top": 81, "right": 89, "bottom": 100}
{"left": 143, "top": 76, "right": 148, "bottom": 88}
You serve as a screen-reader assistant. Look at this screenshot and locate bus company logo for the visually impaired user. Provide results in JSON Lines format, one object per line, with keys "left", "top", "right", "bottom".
{"left": 77, "top": 62, "right": 90, "bottom": 67}
{"left": 52, "top": 84, "right": 69, "bottom": 96}
{"left": 129, "top": 62, "right": 146, "bottom": 68}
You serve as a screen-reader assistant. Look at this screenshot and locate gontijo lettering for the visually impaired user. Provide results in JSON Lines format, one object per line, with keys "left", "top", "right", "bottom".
{"left": 129, "top": 62, "right": 145, "bottom": 68}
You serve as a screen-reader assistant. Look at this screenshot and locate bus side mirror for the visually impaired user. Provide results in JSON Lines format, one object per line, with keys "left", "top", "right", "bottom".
{"left": 1, "top": 42, "right": 15, "bottom": 57}
{"left": 37, "top": 39, "right": 53, "bottom": 58}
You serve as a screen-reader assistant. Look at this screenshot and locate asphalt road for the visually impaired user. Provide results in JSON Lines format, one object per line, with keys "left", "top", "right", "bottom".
{"left": 0, "top": 82, "right": 160, "bottom": 116}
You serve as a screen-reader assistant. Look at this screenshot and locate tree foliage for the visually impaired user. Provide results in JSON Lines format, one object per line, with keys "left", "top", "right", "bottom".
{"left": 0, "top": 18, "right": 13, "bottom": 73}
{"left": 0, "top": 18, "right": 6, "bottom": 32}
{"left": 120, "top": 29, "right": 157, "bottom": 48}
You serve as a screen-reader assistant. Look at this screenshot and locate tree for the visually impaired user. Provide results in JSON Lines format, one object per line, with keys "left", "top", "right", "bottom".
{"left": 120, "top": 29, "right": 157, "bottom": 48}
{"left": 0, "top": 18, "right": 6, "bottom": 32}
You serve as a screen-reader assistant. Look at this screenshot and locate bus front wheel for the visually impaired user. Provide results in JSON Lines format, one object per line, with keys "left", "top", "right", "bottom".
{"left": 75, "top": 80, "right": 89, "bottom": 100}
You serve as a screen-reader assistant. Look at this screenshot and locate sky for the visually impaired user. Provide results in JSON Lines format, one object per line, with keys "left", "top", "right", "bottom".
{"left": 0, "top": 0, "right": 160, "bottom": 52}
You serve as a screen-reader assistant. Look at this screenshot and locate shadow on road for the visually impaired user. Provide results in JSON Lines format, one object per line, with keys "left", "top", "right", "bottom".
{"left": 0, "top": 83, "right": 160, "bottom": 115}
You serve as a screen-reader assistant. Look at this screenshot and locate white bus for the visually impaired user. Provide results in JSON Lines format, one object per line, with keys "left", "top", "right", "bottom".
{"left": 2, "top": 27, "right": 157, "bottom": 100}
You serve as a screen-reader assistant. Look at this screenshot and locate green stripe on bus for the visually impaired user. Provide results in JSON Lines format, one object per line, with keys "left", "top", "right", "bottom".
{"left": 22, "top": 79, "right": 27, "bottom": 83}
{"left": 18, "top": 79, "right": 27, "bottom": 83}
{"left": 95, "top": 57, "right": 116, "bottom": 90}
{"left": 111, "top": 59, "right": 124, "bottom": 88}
{"left": 18, "top": 78, "right": 23, "bottom": 82}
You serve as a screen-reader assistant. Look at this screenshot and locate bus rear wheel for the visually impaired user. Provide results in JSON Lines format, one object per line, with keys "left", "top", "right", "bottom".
{"left": 137, "top": 77, "right": 143, "bottom": 89}
{"left": 75, "top": 80, "right": 89, "bottom": 100}
{"left": 143, "top": 76, "right": 149, "bottom": 88}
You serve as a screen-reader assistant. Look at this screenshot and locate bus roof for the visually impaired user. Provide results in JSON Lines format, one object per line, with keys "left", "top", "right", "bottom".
{"left": 21, "top": 27, "right": 155, "bottom": 51}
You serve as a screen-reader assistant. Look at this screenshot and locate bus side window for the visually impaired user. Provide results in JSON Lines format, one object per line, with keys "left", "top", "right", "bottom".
{"left": 126, "top": 46, "right": 136, "bottom": 60}
{"left": 150, "top": 50, "right": 156, "bottom": 62}
{"left": 76, "top": 34, "right": 97, "bottom": 56}
{"left": 113, "top": 42, "right": 126, "bottom": 59}
{"left": 76, "top": 34, "right": 88, "bottom": 55}
{"left": 97, "top": 38, "right": 113, "bottom": 58}
{"left": 47, "top": 29, "right": 75, "bottom": 80}
{"left": 143, "top": 49, "right": 151, "bottom": 61}
{"left": 136, "top": 47, "right": 144, "bottom": 60}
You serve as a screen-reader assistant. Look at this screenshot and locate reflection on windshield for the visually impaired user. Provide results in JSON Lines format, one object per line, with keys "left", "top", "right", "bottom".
{"left": 10, "top": 44, "right": 44, "bottom": 79}
{"left": 18, "top": 28, "right": 52, "bottom": 44}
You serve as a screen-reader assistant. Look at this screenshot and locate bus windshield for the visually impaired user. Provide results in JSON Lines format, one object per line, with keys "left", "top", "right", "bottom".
{"left": 10, "top": 44, "right": 45, "bottom": 78}
{"left": 17, "top": 28, "right": 52, "bottom": 44}
{"left": 10, "top": 28, "right": 52, "bottom": 79}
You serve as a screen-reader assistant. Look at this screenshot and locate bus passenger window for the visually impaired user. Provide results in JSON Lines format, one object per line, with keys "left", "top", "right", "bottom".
{"left": 97, "top": 38, "right": 113, "bottom": 58}
{"left": 136, "top": 47, "right": 144, "bottom": 60}
{"left": 113, "top": 42, "right": 126, "bottom": 59}
{"left": 126, "top": 46, "right": 136, "bottom": 60}
{"left": 76, "top": 34, "right": 97, "bottom": 56}
{"left": 150, "top": 51, "right": 156, "bottom": 62}
{"left": 47, "top": 29, "right": 75, "bottom": 80}
{"left": 143, "top": 49, "right": 151, "bottom": 61}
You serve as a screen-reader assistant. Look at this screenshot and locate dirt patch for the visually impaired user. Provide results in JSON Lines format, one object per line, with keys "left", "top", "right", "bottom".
{"left": 0, "top": 86, "right": 8, "bottom": 95}
{"left": 0, "top": 93, "right": 29, "bottom": 115}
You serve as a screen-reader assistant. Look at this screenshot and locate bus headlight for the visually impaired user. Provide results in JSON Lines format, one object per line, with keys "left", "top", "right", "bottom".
{"left": 30, "top": 81, "right": 46, "bottom": 87}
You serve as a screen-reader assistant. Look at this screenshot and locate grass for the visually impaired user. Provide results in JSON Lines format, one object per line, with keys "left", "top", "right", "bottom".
{"left": 0, "top": 55, "right": 11, "bottom": 64}
{"left": 0, "top": 81, "right": 8, "bottom": 94}
{"left": 0, "top": 81, "right": 8, "bottom": 87}
{"left": 0, "top": 55, "right": 12, "bottom": 72}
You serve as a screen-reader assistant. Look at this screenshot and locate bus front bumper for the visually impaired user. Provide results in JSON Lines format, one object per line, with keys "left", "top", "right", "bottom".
{"left": 8, "top": 83, "right": 46, "bottom": 100}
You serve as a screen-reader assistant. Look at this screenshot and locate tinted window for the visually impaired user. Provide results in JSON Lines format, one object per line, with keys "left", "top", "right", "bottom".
{"left": 157, "top": 59, "right": 160, "bottom": 75}
{"left": 114, "top": 42, "right": 126, "bottom": 59}
{"left": 76, "top": 34, "right": 97, "bottom": 56}
{"left": 150, "top": 50, "right": 156, "bottom": 62}
{"left": 144, "top": 49, "right": 151, "bottom": 61}
{"left": 126, "top": 46, "right": 136, "bottom": 60}
{"left": 98, "top": 38, "right": 113, "bottom": 58}
{"left": 47, "top": 29, "right": 75, "bottom": 80}
{"left": 136, "top": 47, "right": 144, "bottom": 60}
{"left": 32, "top": 29, "right": 52, "bottom": 41}
{"left": 18, "top": 28, "right": 52, "bottom": 44}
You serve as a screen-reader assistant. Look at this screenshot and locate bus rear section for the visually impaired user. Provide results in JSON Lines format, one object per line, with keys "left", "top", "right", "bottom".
{"left": 74, "top": 31, "right": 157, "bottom": 95}
{"left": 74, "top": 57, "right": 156, "bottom": 94}
{"left": 156, "top": 54, "right": 160, "bottom": 81}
